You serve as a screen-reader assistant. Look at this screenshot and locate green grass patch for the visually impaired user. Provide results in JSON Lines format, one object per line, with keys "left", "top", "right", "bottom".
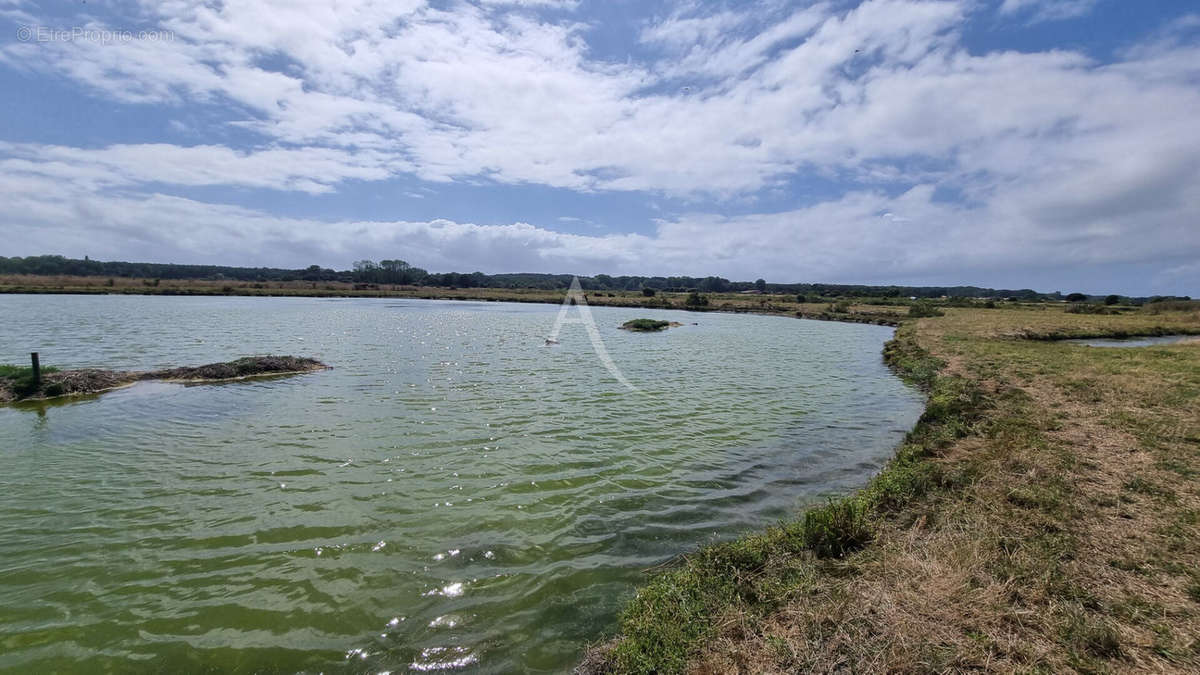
{"left": 908, "top": 301, "right": 945, "bottom": 318}
{"left": 621, "top": 319, "right": 672, "bottom": 332}
{"left": 794, "top": 497, "right": 872, "bottom": 558}
{"left": 0, "top": 363, "right": 61, "bottom": 398}
{"left": 1061, "top": 605, "right": 1123, "bottom": 662}
{"left": 883, "top": 323, "right": 945, "bottom": 389}
{"left": 1187, "top": 576, "right": 1200, "bottom": 604}
{"left": 1123, "top": 476, "right": 1176, "bottom": 501}
{"left": 0, "top": 364, "right": 60, "bottom": 378}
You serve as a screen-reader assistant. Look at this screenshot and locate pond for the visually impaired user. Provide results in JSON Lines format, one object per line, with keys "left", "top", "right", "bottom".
{"left": 0, "top": 295, "right": 923, "bottom": 673}
{"left": 1064, "top": 335, "right": 1198, "bottom": 348}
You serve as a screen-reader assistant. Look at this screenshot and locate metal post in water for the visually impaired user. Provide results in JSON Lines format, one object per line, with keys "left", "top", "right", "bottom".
{"left": 30, "top": 352, "right": 40, "bottom": 386}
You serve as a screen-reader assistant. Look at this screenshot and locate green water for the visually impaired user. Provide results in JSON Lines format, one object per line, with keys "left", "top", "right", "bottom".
{"left": 0, "top": 295, "right": 922, "bottom": 673}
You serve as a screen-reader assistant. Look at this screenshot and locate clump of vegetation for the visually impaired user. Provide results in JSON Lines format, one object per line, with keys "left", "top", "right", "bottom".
{"left": 795, "top": 497, "right": 872, "bottom": 558}
{"left": 1066, "top": 303, "right": 1117, "bottom": 315}
{"left": 620, "top": 319, "right": 672, "bottom": 332}
{"left": 1, "top": 356, "right": 327, "bottom": 403}
{"left": 0, "top": 364, "right": 61, "bottom": 399}
{"left": 1061, "top": 606, "right": 1123, "bottom": 660}
{"left": 828, "top": 300, "right": 852, "bottom": 313}
{"left": 1144, "top": 299, "right": 1200, "bottom": 314}
{"left": 685, "top": 291, "right": 709, "bottom": 308}
{"left": 641, "top": 296, "right": 673, "bottom": 309}
{"left": 908, "top": 301, "right": 945, "bottom": 318}
{"left": 1187, "top": 576, "right": 1200, "bottom": 604}
{"left": 146, "top": 356, "right": 326, "bottom": 381}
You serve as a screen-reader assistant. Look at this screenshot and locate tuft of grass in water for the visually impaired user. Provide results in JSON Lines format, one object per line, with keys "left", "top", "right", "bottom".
{"left": 621, "top": 319, "right": 671, "bottom": 332}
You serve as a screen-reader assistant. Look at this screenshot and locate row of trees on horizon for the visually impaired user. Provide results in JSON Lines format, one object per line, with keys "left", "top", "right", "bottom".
{"left": 1, "top": 255, "right": 1189, "bottom": 303}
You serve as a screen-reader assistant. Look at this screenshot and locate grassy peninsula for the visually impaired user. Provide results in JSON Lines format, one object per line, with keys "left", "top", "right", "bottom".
{"left": 0, "top": 356, "right": 328, "bottom": 403}
{"left": 583, "top": 302, "right": 1200, "bottom": 673}
{"left": 620, "top": 319, "right": 682, "bottom": 332}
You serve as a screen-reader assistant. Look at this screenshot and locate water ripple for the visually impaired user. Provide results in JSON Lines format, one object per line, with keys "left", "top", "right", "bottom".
{"left": 0, "top": 296, "right": 922, "bottom": 673}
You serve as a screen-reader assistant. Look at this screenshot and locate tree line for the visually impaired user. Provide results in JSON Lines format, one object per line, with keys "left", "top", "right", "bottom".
{"left": 0, "top": 254, "right": 1158, "bottom": 301}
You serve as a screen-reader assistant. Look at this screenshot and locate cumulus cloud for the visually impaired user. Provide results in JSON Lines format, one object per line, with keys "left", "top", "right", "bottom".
{"left": 0, "top": 143, "right": 401, "bottom": 193}
{"left": 998, "top": 0, "right": 1098, "bottom": 23}
{"left": 2, "top": 165, "right": 1196, "bottom": 293}
{"left": 0, "top": 0, "right": 1198, "bottom": 293}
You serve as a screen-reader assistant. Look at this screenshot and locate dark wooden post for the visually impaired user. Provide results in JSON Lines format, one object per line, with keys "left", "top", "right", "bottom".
{"left": 30, "top": 352, "right": 40, "bottom": 387}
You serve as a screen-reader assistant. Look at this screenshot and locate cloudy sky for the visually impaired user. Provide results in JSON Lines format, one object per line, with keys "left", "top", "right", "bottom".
{"left": 1, "top": 0, "right": 1198, "bottom": 294}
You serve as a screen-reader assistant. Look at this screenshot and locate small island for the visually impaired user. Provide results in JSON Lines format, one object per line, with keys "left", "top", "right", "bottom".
{"left": 620, "top": 319, "right": 684, "bottom": 332}
{"left": 0, "top": 355, "right": 328, "bottom": 403}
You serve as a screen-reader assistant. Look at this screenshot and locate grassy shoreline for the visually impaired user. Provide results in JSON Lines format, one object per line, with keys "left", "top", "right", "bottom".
{"left": 582, "top": 305, "right": 1200, "bottom": 673}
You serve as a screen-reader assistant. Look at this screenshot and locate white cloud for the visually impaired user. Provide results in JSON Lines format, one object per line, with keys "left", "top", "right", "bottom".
{"left": 0, "top": 143, "right": 400, "bottom": 193}
{"left": 1, "top": 0, "right": 1198, "bottom": 293}
{"left": 998, "top": 0, "right": 1098, "bottom": 23}
{"left": 3, "top": 162, "right": 1197, "bottom": 293}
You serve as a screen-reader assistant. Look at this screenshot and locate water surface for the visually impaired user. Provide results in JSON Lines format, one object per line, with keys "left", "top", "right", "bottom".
{"left": 0, "top": 295, "right": 922, "bottom": 673}
{"left": 1064, "top": 335, "right": 1197, "bottom": 348}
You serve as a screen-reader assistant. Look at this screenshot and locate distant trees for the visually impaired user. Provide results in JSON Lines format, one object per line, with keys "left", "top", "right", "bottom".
{"left": 0, "top": 255, "right": 1140, "bottom": 303}
{"left": 685, "top": 291, "right": 709, "bottom": 308}
{"left": 641, "top": 287, "right": 656, "bottom": 297}
{"left": 698, "top": 276, "right": 730, "bottom": 293}
{"left": 1104, "top": 294, "right": 1121, "bottom": 306}
{"left": 0, "top": 254, "right": 327, "bottom": 282}
{"left": 351, "top": 259, "right": 428, "bottom": 285}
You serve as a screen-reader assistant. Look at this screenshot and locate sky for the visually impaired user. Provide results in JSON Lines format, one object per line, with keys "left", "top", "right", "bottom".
{"left": 1, "top": 0, "right": 1198, "bottom": 295}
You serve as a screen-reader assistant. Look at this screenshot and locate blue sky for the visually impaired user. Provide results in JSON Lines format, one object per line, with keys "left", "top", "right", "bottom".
{"left": 1, "top": 0, "right": 1198, "bottom": 295}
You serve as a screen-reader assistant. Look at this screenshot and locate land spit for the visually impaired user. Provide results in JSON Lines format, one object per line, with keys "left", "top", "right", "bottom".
{"left": 619, "top": 319, "right": 685, "bottom": 332}
{"left": 0, "top": 356, "right": 328, "bottom": 403}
